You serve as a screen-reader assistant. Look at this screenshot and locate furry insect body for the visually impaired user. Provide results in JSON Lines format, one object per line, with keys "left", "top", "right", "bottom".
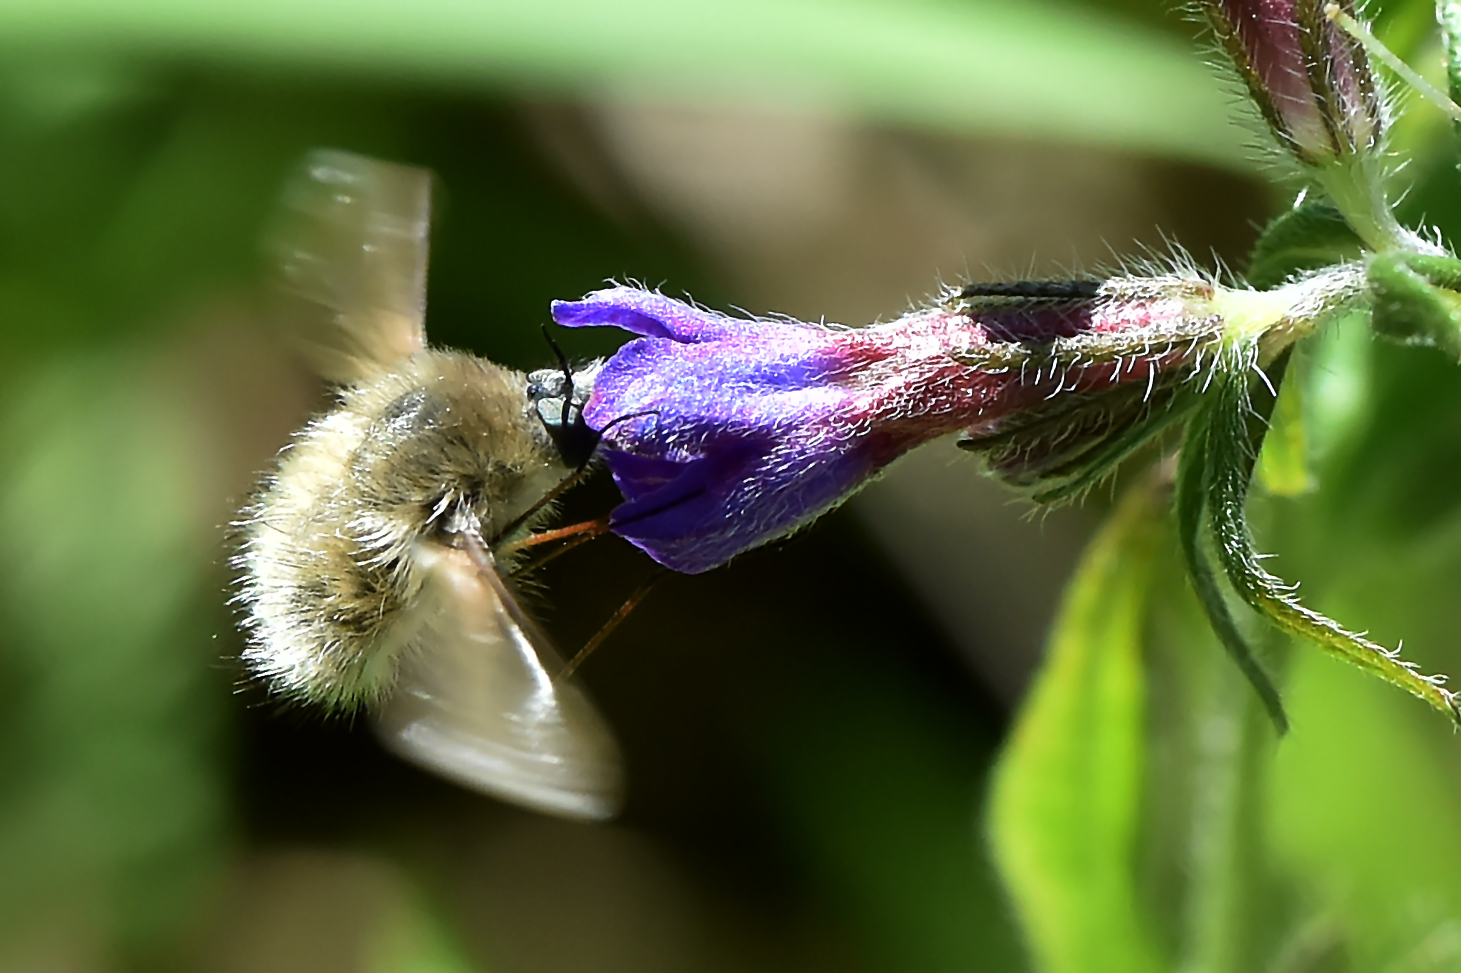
{"left": 236, "top": 350, "right": 566, "bottom": 710}
{"left": 231, "top": 149, "right": 623, "bottom": 819}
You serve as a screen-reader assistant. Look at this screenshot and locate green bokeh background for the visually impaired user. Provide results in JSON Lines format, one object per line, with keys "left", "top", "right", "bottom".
{"left": 1, "top": 1, "right": 1459, "bottom": 970}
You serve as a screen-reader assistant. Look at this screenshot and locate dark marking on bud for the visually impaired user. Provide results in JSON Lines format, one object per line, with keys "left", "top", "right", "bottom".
{"left": 958, "top": 279, "right": 1103, "bottom": 302}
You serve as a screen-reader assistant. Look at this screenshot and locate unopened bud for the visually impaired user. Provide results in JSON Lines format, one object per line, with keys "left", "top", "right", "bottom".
{"left": 1202, "top": 0, "right": 1383, "bottom": 165}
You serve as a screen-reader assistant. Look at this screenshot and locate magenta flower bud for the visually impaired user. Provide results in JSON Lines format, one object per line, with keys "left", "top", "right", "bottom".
{"left": 551, "top": 278, "right": 1315, "bottom": 574}
{"left": 1203, "top": 0, "right": 1383, "bottom": 165}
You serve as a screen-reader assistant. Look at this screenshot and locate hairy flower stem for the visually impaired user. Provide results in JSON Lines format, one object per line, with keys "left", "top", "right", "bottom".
{"left": 1317, "top": 160, "right": 1438, "bottom": 255}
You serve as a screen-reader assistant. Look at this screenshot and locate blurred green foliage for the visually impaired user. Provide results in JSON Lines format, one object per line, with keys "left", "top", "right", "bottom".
{"left": 6, "top": 0, "right": 1461, "bottom": 971}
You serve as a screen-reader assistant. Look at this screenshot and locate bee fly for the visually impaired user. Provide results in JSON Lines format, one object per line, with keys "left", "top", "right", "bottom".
{"left": 233, "top": 149, "right": 623, "bottom": 820}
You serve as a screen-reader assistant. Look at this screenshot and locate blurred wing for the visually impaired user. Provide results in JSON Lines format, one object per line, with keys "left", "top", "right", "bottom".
{"left": 376, "top": 539, "right": 625, "bottom": 820}
{"left": 269, "top": 148, "right": 431, "bottom": 382}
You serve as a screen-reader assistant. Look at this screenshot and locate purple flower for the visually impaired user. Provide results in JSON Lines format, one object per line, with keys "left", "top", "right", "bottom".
{"left": 551, "top": 281, "right": 1246, "bottom": 574}
{"left": 1201, "top": 0, "right": 1382, "bottom": 165}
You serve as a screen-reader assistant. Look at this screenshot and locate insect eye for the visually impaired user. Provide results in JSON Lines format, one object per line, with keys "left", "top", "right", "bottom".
{"left": 526, "top": 361, "right": 604, "bottom": 468}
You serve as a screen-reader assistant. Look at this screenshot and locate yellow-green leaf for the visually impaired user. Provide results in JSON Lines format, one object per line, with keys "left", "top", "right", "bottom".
{"left": 988, "top": 481, "right": 1166, "bottom": 973}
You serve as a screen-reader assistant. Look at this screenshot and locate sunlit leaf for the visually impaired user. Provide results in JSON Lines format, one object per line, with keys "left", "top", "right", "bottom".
{"left": 1257, "top": 373, "right": 1314, "bottom": 497}
{"left": 988, "top": 480, "right": 1166, "bottom": 973}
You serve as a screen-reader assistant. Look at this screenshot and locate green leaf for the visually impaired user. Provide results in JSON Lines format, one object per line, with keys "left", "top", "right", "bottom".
{"left": 1257, "top": 365, "right": 1314, "bottom": 497}
{"left": 1245, "top": 201, "right": 1365, "bottom": 291}
{"left": 0, "top": 0, "right": 1255, "bottom": 169}
{"left": 988, "top": 479, "right": 1166, "bottom": 973}
{"left": 1143, "top": 522, "right": 1293, "bottom": 973}
{"left": 1175, "top": 388, "right": 1288, "bottom": 734}
{"left": 1165, "top": 620, "right": 1280, "bottom": 973}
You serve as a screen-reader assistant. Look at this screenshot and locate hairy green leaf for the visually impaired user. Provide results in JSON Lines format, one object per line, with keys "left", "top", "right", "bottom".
{"left": 1203, "top": 368, "right": 1461, "bottom": 724}
{"left": 1175, "top": 381, "right": 1288, "bottom": 733}
{"left": 1245, "top": 201, "right": 1365, "bottom": 292}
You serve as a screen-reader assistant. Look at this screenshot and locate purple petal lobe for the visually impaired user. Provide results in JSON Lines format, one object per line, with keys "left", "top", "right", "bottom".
{"left": 552, "top": 286, "right": 763, "bottom": 342}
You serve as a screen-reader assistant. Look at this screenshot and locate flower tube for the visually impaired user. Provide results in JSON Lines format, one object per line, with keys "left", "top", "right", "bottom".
{"left": 553, "top": 271, "right": 1362, "bottom": 574}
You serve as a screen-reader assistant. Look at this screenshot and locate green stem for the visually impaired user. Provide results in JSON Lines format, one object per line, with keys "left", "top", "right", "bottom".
{"left": 1325, "top": 3, "right": 1461, "bottom": 123}
{"left": 1317, "top": 160, "right": 1426, "bottom": 254}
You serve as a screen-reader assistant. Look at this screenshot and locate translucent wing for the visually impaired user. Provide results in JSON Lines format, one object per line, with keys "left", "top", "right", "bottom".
{"left": 269, "top": 148, "right": 431, "bottom": 382}
{"left": 376, "top": 536, "right": 625, "bottom": 820}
